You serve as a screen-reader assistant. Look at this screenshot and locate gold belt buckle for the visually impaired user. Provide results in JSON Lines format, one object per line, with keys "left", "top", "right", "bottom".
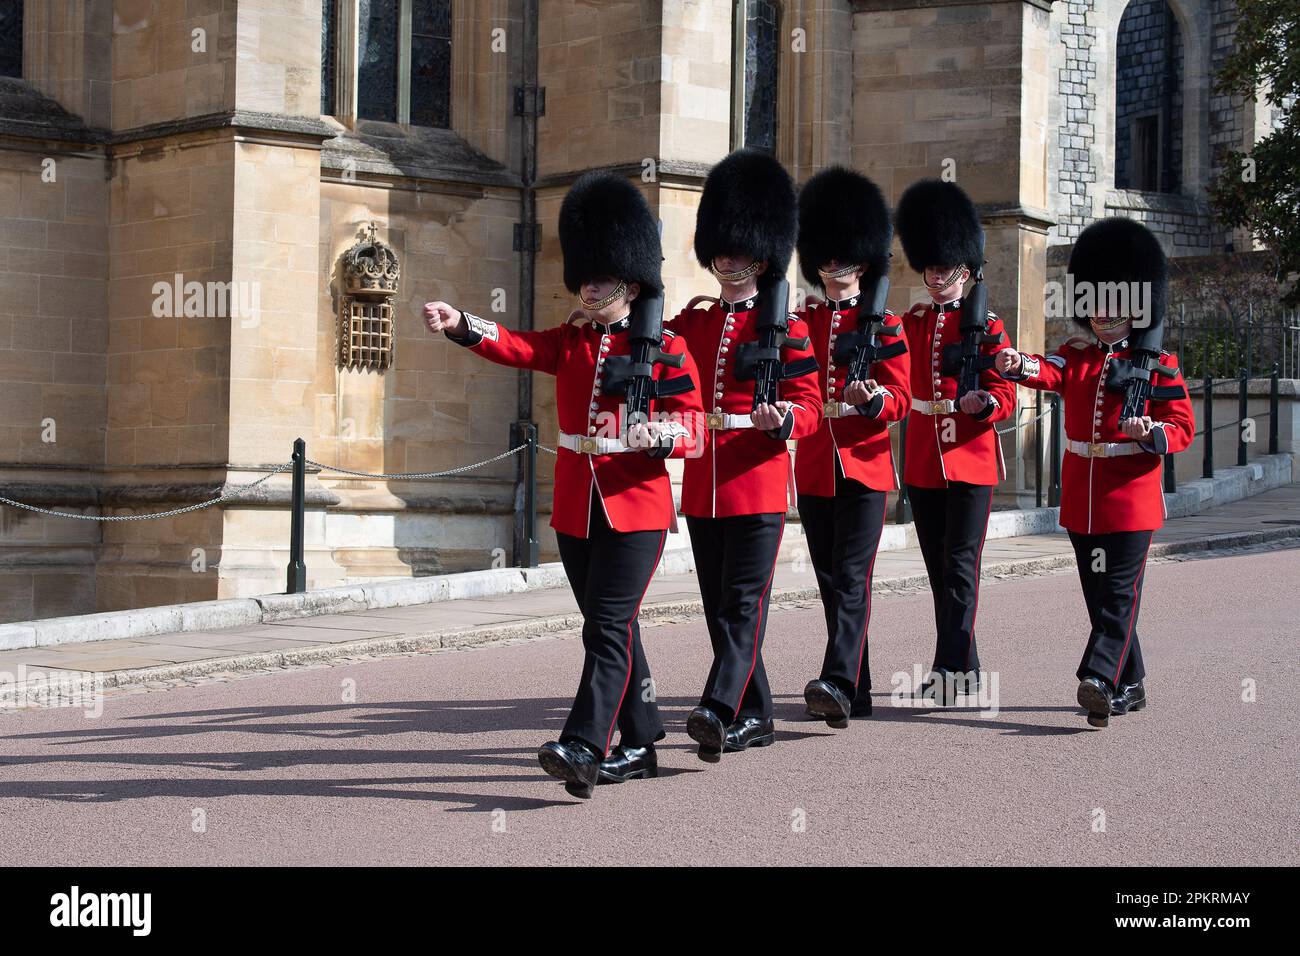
{"left": 823, "top": 401, "right": 841, "bottom": 418}
{"left": 1088, "top": 442, "right": 1107, "bottom": 458}
{"left": 931, "top": 400, "right": 953, "bottom": 415}
{"left": 706, "top": 412, "right": 725, "bottom": 429}
{"left": 578, "top": 437, "right": 598, "bottom": 454}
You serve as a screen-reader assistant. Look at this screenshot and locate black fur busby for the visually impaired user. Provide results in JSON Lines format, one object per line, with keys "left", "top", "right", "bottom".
{"left": 693, "top": 148, "right": 797, "bottom": 288}
{"left": 559, "top": 171, "right": 663, "bottom": 296}
{"left": 894, "top": 179, "right": 983, "bottom": 274}
{"left": 1067, "top": 217, "right": 1168, "bottom": 331}
{"left": 797, "top": 166, "right": 892, "bottom": 289}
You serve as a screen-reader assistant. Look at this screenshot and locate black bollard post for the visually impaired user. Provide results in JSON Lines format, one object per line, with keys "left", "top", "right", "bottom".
{"left": 1202, "top": 375, "right": 1213, "bottom": 479}
{"left": 524, "top": 422, "right": 539, "bottom": 567}
{"left": 511, "top": 421, "right": 540, "bottom": 568}
{"left": 1237, "top": 370, "right": 1249, "bottom": 467}
{"left": 1048, "top": 394, "right": 1062, "bottom": 508}
{"left": 286, "top": 437, "right": 306, "bottom": 594}
{"left": 894, "top": 417, "right": 912, "bottom": 524}
{"left": 1269, "top": 364, "right": 1279, "bottom": 455}
{"left": 1034, "top": 393, "right": 1043, "bottom": 509}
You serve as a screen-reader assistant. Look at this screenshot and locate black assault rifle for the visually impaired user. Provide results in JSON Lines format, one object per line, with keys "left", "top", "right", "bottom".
{"left": 599, "top": 291, "right": 694, "bottom": 452}
{"left": 940, "top": 232, "right": 1003, "bottom": 401}
{"left": 829, "top": 272, "right": 906, "bottom": 416}
{"left": 734, "top": 276, "right": 818, "bottom": 438}
{"left": 1103, "top": 302, "right": 1186, "bottom": 427}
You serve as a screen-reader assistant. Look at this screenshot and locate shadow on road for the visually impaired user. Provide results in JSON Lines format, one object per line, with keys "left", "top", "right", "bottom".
{"left": 0, "top": 694, "right": 1090, "bottom": 812}
{"left": 0, "top": 697, "right": 716, "bottom": 811}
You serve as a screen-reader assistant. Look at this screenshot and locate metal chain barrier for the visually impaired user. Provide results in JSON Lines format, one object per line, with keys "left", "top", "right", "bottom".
{"left": 996, "top": 402, "right": 1055, "bottom": 435}
{"left": 305, "top": 444, "right": 528, "bottom": 480}
{"left": 0, "top": 461, "right": 295, "bottom": 522}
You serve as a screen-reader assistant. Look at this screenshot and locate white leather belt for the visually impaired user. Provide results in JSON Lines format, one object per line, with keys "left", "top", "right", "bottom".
{"left": 823, "top": 401, "right": 864, "bottom": 418}
{"left": 558, "top": 432, "right": 634, "bottom": 455}
{"left": 1066, "top": 439, "right": 1145, "bottom": 459}
{"left": 704, "top": 412, "right": 753, "bottom": 430}
{"left": 911, "top": 398, "right": 956, "bottom": 415}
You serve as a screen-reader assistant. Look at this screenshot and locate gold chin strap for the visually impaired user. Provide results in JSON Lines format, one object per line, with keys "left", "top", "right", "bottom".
{"left": 1090, "top": 315, "right": 1128, "bottom": 331}
{"left": 818, "top": 263, "right": 861, "bottom": 280}
{"left": 925, "top": 265, "right": 968, "bottom": 291}
{"left": 709, "top": 259, "right": 764, "bottom": 282}
{"left": 579, "top": 280, "right": 628, "bottom": 310}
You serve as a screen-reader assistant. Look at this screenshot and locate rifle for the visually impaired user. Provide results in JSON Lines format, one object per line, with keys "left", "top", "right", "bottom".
{"left": 598, "top": 291, "right": 693, "bottom": 435}
{"left": 830, "top": 272, "right": 906, "bottom": 414}
{"left": 940, "top": 231, "right": 1002, "bottom": 399}
{"left": 733, "top": 277, "right": 818, "bottom": 433}
{"left": 1103, "top": 302, "right": 1186, "bottom": 421}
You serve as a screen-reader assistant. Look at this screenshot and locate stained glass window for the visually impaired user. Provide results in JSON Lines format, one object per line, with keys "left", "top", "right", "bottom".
{"left": 0, "top": 0, "right": 22, "bottom": 78}
{"left": 358, "top": 0, "right": 399, "bottom": 122}
{"left": 324, "top": 0, "right": 452, "bottom": 128}
{"left": 743, "top": 0, "right": 780, "bottom": 153}
{"left": 321, "top": 0, "right": 337, "bottom": 115}
{"left": 410, "top": 0, "right": 452, "bottom": 128}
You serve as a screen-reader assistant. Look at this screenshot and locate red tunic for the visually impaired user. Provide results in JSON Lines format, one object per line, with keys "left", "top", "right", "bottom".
{"left": 667, "top": 297, "right": 823, "bottom": 517}
{"left": 899, "top": 299, "right": 1017, "bottom": 488}
{"left": 1010, "top": 338, "right": 1195, "bottom": 533}
{"left": 793, "top": 298, "right": 911, "bottom": 496}
{"left": 456, "top": 314, "right": 705, "bottom": 538}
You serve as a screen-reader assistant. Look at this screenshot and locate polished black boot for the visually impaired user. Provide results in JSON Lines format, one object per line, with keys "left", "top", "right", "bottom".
{"left": 1076, "top": 677, "right": 1113, "bottom": 729}
{"left": 597, "top": 743, "right": 659, "bottom": 784}
{"left": 803, "top": 678, "right": 851, "bottom": 728}
{"left": 537, "top": 738, "right": 601, "bottom": 798}
{"left": 915, "top": 668, "right": 980, "bottom": 707}
{"left": 1111, "top": 682, "right": 1147, "bottom": 716}
{"left": 686, "top": 705, "right": 727, "bottom": 763}
{"left": 914, "top": 672, "right": 955, "bottom": 707}
{"left": 724, "top": 716, "right": 776, "bottom": 752}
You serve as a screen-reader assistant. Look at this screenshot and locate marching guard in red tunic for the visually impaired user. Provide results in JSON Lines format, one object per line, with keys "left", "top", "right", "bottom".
{"left": 894, "top": 180, "right": 1017, "bottom": 705}
{"left": 995, "top": 217, "right": 1194, "bottom": 728}
{"left": 668, "top": 149, "right": 823, "bottom": 761}
{"left": 792, "top": 167, "right": 910, "bottom": 726}
{"left": 423, "top": 172, "right": 705, "bottom": 796}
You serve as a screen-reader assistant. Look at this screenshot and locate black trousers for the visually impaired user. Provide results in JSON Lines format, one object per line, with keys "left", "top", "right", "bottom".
{"left": 797, "top": 461, "right": 888, "bottom": 699}
{"left": 905, "top": 481, "right": 994, "bottom": 676}
{"left": 686, "top": 512, "right": 785, "bottom": 723}
{"left": 554, "top": 498, "right": 667, "bottom": 756}
{"left": 1068, "top": 529, "right": 1152, "bottom": 690}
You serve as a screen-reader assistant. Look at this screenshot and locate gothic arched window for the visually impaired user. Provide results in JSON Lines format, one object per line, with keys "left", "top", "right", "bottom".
{"left": 322, "top": 0, "right": 452, "bottom": 129}
{"left": 1114, "top": 0, "right": 1183, "bottom": 194}
{"left": 732, "top": 0, "right": 780, "bottom": 153}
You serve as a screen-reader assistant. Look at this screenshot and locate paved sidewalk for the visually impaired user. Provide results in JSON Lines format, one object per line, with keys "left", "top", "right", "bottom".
{"left": 1, "top": 484, "right": 1298, "bottom": 687}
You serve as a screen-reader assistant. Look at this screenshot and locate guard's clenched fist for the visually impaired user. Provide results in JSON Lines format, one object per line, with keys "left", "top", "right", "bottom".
{"left": 1119, "top": 416, "right": 1155, "bottom": 441}
{"left": 959, "top": 389, "right": 993, "bottom": 415}
{"left": 423, "top": 301, "right": 465, "bottom": 337}
{"left": 752, "top": 401, "right": 791, "bottom": 432}
{"left": 995, "top": 347, "right": 1022, "bottom": 376}
{"left": 843, "top": 379, "right": 882, "bottom": 406}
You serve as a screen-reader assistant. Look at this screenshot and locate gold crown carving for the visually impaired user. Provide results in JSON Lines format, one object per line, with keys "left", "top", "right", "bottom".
{"left": 342, "top": 222, "right": 400, "bottom": 296}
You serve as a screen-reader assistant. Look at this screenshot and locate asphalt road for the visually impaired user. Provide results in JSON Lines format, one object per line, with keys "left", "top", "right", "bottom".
{"left": 1, "top": 546, "right": 1295, "bottom": 866}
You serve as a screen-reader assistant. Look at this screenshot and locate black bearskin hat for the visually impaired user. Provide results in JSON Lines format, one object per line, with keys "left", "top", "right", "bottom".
{"left": 693, "top": 148, "right": 797, "bottom": 288}
{"left": 1067, "top": 217, "right": 1168, "bottom": 331}
{"left": 559, "top": 171, "right": 663, "bottom": 296}
{"left": 894, "top": 179, "right": 983, "bottom": 274}
{"left": 797, "top": 166, "right": 892, "bottom": 289}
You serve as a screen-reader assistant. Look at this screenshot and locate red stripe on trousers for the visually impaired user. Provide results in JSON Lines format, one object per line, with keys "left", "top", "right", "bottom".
{"left": 852, "top": 494, "right": 889, "bottom": 685}
{"left": 735, "top": 515, "right": 785, "bottom": 714}
{"left": 968, "top": 487, "right": 996, "bottom": 649}
{"left": 605, "top": 530, "right": 668, "bottom": 754}
{"left": 1113, "top": 536, "right": 1151, "bottom": 688}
